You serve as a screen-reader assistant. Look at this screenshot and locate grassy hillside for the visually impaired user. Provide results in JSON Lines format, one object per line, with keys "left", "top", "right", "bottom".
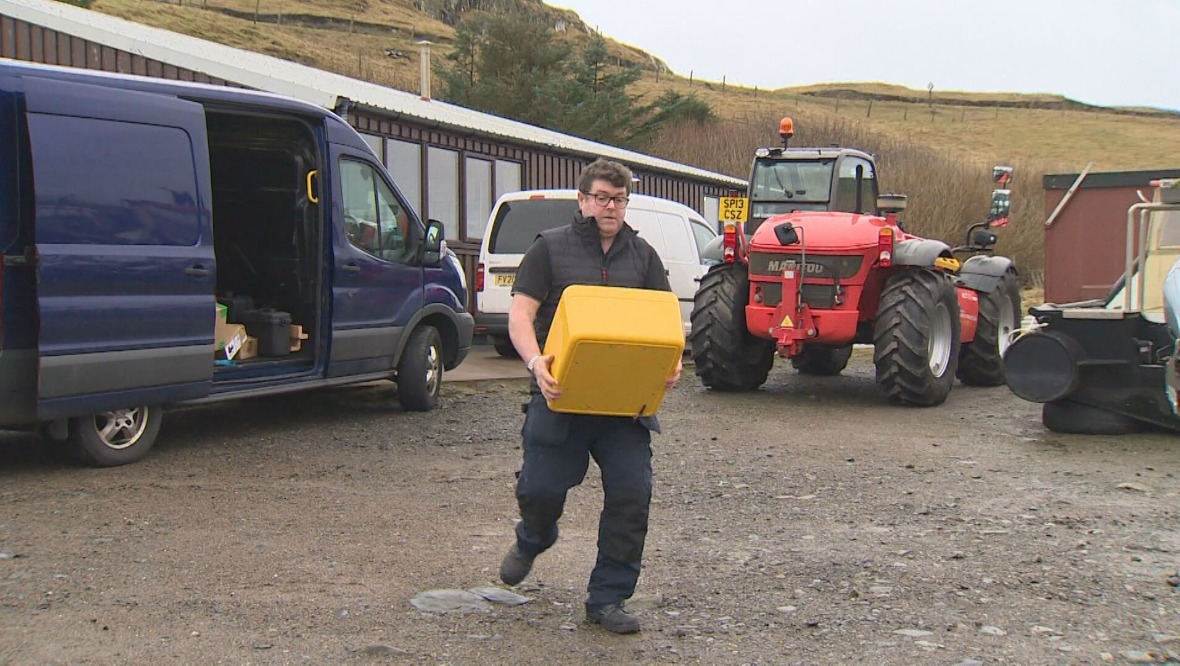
{"left": 84, "top": 0, "right": 1180, "bottom": 283}
{"left": 90, "top": 0, "right": 1180, "bottom": 173}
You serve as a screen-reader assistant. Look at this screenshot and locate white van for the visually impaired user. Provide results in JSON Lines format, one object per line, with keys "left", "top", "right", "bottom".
{"left": 475, "top": 189, "right": 718, "bottom": 356}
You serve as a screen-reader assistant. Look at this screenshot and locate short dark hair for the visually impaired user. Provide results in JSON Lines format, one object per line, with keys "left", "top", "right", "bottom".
{"left": 577, "top": 158, "right": 632, "bottom": 194}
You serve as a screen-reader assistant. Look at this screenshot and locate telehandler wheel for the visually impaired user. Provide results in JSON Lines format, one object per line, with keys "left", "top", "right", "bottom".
{"left": 957, "top": 269, "right": 1021, "bottom": 386}
{"left": 689, "top": 263, "right": 775, "bottom": 391}
{"left": 68, "top": 405, "right": 163, "bottom": 467}
{"left": 1042, "top": 400, "right": 1141, "bottom": 435}
{"left": 791, "top": 344, "right": 853, "bottom": 376}
{"left": 398, "top": 325, "right": 443, "bottom": 411}
{"left": 873, "top": 269, "right": 961, "bottom": 406}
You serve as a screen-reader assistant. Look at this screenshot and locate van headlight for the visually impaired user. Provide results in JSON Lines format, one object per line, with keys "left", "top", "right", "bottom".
{"left": 444, "top": 247, "right": 467, "bottom": 291}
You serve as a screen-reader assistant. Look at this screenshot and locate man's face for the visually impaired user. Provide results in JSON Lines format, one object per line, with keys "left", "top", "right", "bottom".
{"left": 578, "top": 179, "right": 629, "bottom": 239}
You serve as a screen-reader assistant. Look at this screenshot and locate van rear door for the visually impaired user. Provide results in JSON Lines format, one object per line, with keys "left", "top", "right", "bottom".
{"left": 23, "top": 77, "right": 215, "bottom": 418}
{"left": 481, "top": 197, "right": 577, "bottom": 314}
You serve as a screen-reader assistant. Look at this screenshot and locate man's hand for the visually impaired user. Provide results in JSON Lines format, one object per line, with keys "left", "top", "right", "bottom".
{"left": 665, "top": 358, "right": 683, "bottom": 389}
{"left": 532, "top": 355, "right": 561, "bottom": 401}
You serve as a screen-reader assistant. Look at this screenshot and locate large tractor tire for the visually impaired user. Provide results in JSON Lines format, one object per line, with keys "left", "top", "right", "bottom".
{"left": 958, "top": 269, "right": 1021, "bottom": 386}
{"left": 689, "top": 264, "right": 775, "bottom": 391}
{"left": 791, "top": 344, "right": 853, "bottom": 376}
{"left": 873, "top": 269, "right": 962, "bottom": 406}
{"left": 1042, "top": 400, "right": 1141, "bottom": 435}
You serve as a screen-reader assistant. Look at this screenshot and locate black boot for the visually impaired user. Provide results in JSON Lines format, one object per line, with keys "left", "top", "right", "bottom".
{"left": 499, "top": 544, "right": 535, "bottom": 586}
{"left": 585, "top": 603, "right": 640, "bottom": 634}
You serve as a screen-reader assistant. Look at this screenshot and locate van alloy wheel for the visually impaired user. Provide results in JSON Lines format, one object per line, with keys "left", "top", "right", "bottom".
{"left": 398, "top": 325, "right": 443, "bottom": 411}
{"left": 68, "top": 405, "right": 163, "bottom": 467}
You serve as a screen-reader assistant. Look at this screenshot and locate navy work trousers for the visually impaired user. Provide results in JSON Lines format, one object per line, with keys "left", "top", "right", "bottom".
{"left": 514, "top": 394, "right": 653, "bottom": 608}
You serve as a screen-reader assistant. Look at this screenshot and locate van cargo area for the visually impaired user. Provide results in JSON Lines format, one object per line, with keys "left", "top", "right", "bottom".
{"left": 208, "top": 111, "right": 318, "bottom": 374}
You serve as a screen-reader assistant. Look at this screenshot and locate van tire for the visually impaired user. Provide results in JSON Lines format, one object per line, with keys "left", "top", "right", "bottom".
{"left": 492, "top": 336, "right": 519, "bottom": 359}
{"left": 68, "top": 405, "right": 163, "bottom": 467}
{"left": 398, "top": 325, "right": 443, "bottom": 411}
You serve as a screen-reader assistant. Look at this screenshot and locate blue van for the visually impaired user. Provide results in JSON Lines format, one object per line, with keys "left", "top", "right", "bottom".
{"left": 0, "top": 61, "right": 473, "bottom": 466}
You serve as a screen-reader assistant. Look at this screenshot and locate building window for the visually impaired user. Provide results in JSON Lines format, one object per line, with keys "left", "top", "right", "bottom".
{"left": 465, "top": 157, "right": 493, "bottom": 239}
{"left": 427, "top": 146, "right": 459, "bottom": 239}
{"left": 495, "top": 160, "right": 522, "bottom": 199}
{"left": 386, "top": 138, "right": 422, "bottom": 214}
{"left": 359, "top": 133, "right": 383, "bottom": 160}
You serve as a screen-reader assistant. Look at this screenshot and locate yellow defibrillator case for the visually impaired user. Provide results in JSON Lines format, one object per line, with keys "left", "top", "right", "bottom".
{"left": 542, "top": 285, "right": 684, "bottom": 417}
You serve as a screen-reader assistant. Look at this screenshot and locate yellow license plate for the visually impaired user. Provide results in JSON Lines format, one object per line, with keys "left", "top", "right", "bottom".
{"left": 494, "top": 274, "right": 515, "bottom": 287}
{"left": 720, "top": 196, "right": 749, "bottom": 223}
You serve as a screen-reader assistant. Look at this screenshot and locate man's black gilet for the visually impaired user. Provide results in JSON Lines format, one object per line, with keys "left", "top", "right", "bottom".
{"left": 532, "top": 215, "right": 658, "bottom": 348}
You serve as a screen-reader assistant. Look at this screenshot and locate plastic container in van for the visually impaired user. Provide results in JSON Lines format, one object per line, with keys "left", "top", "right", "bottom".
{"left": 242, "top": 308, "right": 293, "bottom": 357}
{"left": 543, "top": 285, "right": 683, "bottom": 417}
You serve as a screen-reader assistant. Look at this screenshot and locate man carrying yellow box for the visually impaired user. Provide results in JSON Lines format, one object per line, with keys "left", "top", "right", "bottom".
{"left": 498, "top": 158, "right": 682, "bottom": 635}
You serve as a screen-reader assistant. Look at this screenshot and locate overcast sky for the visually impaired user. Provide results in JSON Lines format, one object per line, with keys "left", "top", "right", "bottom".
{"left": 547, "top": 0, "right": 1180, "bottom": 112}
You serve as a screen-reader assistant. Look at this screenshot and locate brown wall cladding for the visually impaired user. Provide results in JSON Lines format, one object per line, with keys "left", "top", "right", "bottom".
{"left": 0, "top": 15, "right": 235, "bottom": 86}
{"left": 1043, "top": 169, "right": 1180, "bottom": 303}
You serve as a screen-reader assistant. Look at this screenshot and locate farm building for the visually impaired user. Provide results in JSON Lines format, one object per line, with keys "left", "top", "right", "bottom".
{"left": 0, "top": 0, "right": 745, "bottom": 310}
{"left": 1043, "top": 168, "right": 1180, "bottom": 303}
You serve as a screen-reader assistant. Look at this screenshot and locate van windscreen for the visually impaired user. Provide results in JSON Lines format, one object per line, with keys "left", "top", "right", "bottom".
{"left": 488, "top": 200, "right": 578, "bottom": 254}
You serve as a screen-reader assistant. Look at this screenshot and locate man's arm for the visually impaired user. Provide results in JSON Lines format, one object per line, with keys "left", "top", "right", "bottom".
{"left": 509, "top": 293, "right": 561, "bottom": 400}
{"left": 509, "top": 236, "right": 560, "bottom": 400}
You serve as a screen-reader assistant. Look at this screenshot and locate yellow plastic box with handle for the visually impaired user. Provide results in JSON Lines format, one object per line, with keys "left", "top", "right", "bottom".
{"left": 542, "top": 285, "right": 684, "bottom": 417}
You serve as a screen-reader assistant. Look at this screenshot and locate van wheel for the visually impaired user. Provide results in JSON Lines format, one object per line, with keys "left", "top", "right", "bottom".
{"left": 68, "top": 405, "right": 163, "bottom": 467}
{"left": 398, "top": 325, "right": 443, "bottom": 411}
{"left": 492, "top": 335, "right": 518, "bottom": 359}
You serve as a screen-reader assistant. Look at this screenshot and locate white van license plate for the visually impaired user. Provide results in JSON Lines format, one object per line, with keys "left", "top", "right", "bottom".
{"left": 494, "top": 274, "right": 515, "bottom": 287}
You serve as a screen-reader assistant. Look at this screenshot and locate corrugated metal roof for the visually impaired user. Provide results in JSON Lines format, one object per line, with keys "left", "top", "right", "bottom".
{"left": 0, "top": 0, "right": 745, "bottom": 188}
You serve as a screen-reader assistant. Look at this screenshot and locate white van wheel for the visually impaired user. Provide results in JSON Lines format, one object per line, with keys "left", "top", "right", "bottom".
{"left": 491, "top": 335, "right": 518, "bottom": 358}
{"left": 68, "top": 405, "right": 163, "bottom": 467}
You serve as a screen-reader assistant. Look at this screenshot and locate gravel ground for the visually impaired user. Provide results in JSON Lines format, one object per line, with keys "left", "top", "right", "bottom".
{"left": 1, "top": 354, "right": 1178, "bottom": 665}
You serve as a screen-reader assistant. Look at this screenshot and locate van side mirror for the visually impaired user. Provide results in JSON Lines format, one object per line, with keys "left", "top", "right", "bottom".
{"left": 423, "top": 219, "right": 444, "bottom": 265}
{"left": 987, "top": 189, "right": 1011, "bottom": 227}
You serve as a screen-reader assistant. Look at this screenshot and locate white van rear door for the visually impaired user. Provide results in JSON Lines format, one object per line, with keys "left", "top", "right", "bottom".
{"left": 627, "top": 210, "right": 697, "bottom": 336}
{"left": 479, "top": 198, "right": 577, "bottom": 315}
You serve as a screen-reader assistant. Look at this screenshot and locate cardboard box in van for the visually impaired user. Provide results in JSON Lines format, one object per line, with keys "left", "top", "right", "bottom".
{"left": 474, "top": 189, "right": 717, "bottom": 357}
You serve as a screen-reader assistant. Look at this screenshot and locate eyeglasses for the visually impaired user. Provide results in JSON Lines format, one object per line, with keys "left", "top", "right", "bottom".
{"left": 584, "top": 191, "right": 630, "bottom": 208}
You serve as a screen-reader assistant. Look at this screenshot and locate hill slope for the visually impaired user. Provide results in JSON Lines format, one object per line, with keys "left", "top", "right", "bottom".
{"left": 88, "top": 0, "right": 1180, "bottom": 173}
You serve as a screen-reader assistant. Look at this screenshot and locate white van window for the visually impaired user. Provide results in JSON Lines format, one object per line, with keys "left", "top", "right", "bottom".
{"left": 341, "top": 158, "right": 411, "bottom": 263}
{"left": 690, "top": 219, "right": 717, "bottom": 262}
{"left": 655, "top": 212, "right": 693, "bottom": 263}
{"left": 488, "top": 199, "right": 578, "bottom": 254}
